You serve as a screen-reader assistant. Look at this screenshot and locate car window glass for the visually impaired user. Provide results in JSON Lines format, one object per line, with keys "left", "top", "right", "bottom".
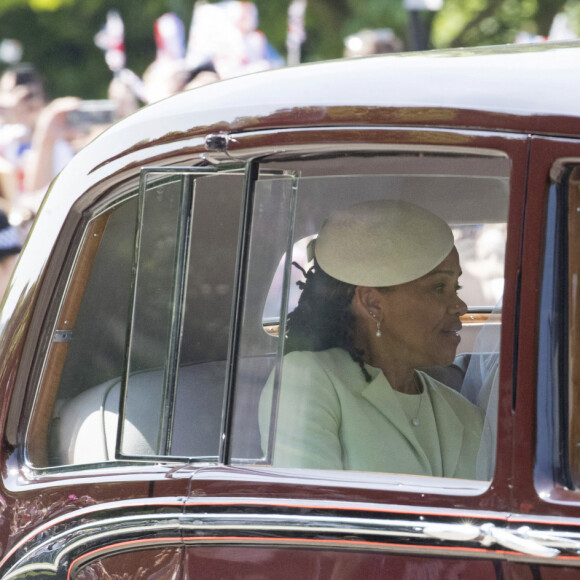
{"left": 30, "top": 195, "right": 138, "bottom": 466}
{"left": 230, "top": 174, "right": 297, "bottom": 460}
{"left": 539, "top": 166, "right": 580, "bottom": 489}
{"left": 569, "top": 169, "right": 580, "bottom": 487}
{"left": 121, "top": 170, "right": 244, "bottom": 460}
{"left": 231, "top": 153, "right": 509, "bottom": 483}
{"left": 34, "top": 169, "right": 246, "bottom": 467}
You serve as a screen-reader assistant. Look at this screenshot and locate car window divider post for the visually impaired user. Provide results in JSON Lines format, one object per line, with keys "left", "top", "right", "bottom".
{"left": 220, "top": 161, "right": 258, "bottom": 465}
{"left": 158, "top": 173, "right": 194, "bottom": 456}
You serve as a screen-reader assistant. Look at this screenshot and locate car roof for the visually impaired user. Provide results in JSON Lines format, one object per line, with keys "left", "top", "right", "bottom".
{"left": 103, "top": 40, "right": 580, "bottom": 160}
{"left": 41, "top": 41, "right": 564, "bottom": 185}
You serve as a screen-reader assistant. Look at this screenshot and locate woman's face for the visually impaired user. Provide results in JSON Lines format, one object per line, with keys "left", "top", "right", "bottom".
{"left": 377, "top": 247, "right": 467, "bottom": 368}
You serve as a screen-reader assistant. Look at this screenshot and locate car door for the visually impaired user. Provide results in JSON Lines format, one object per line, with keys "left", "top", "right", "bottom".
{"left": 171, "top": 127, "right": 531, "bottom": 578}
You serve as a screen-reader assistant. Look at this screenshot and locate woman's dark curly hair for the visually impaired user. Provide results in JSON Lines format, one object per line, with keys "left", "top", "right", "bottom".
{"left": 285, "top": 260, "right": 372, "bottom": 382}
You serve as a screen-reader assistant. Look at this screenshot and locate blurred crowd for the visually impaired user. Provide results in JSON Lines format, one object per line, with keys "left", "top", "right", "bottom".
{"left": 0, "top": 63, "right": 96, "bottom": 221}
{"left": 0, "top": 3, "right": 290, "bottom": 236}
{"left": 0, "top": 54, "right": 226, "bottom": 303}
{"left": 0, "top": 59, "right": 220, "bottom": 226}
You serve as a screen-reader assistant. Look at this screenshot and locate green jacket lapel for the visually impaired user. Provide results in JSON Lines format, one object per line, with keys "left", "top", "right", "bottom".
{"left": 361, "top": 371, "right": 432, "bottom": 475}
{"left": 422, "top": 375, "right": 465, "bottom": 477}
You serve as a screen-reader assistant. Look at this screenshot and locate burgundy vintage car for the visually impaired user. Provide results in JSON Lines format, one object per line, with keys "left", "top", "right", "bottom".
{"left": 0, "top": 40, "right": 578, "bottom": 578}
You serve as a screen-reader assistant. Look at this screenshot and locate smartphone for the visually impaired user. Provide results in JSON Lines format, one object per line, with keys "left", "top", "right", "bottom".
{"left": 67, "top": 100, "right": 116, "bottom": 129}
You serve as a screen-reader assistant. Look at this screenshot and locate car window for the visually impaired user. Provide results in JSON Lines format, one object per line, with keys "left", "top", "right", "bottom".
{"left": 231, "top": 152, "right": 509, "bottom": 483}
{"left": 121, "top": 169, "right": 244, "bottom": 460}
{"left": 569, "top": 168, "right": 580, "bottom": 488}
{"left": 28, "top": 195, "right": 138, "bottom": 466}
{"left": 538, "top": 165, "right": 580, "bottom": 489}
{"left": 29, "top": 168, "right": 246, "bottom": 467}
{"left": 29, "top": 151, "right": 510, "bottom": 478}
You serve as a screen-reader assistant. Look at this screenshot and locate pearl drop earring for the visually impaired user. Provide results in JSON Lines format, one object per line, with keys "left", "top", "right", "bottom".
{"left": 369, "top": 311, "right": 382, "bottom": 338}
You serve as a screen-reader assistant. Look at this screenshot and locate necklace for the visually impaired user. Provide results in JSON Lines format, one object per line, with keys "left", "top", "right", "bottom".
{"left": 411, "top": 375, "right": 423, "bottom": 427}
{"left": 412, "top": 394, "right": 423, "bottom": 427}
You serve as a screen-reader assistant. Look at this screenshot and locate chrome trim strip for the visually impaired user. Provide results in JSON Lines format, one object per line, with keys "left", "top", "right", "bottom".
{"left": 4, "top": 503, "right": 580, "bottom": 578}
{"left": 1, "top": 512, "right": 182, "bottom": 579}
{"left": 203, "top": 126, "right": 513, "bottom": 165}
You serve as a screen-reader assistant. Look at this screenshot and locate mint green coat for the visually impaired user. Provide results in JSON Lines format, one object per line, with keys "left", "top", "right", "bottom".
{"left": 259, "top": 348, "right": 485, "bottom": 479}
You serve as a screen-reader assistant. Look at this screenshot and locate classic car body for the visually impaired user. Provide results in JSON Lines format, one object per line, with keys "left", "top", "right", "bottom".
{"left": 0, "top": 41, "right": 579, "bottom": 578}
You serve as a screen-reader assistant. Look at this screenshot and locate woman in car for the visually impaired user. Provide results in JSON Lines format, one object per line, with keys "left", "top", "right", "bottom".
{"left": 259, "top": 199, "right": 486, "bottom": 480}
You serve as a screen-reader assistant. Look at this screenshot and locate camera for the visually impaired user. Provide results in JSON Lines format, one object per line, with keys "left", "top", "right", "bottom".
{"left": 67, "top": 100, "right": 116, "bottom": 129}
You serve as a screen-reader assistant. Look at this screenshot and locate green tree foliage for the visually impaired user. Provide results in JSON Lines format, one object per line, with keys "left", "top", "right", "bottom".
{"left": 255, "top": 0, "right": 407, "bottom": 62}
{"left": 0, "top": 0, "right": 193, "bottom": 99}
{"left": 431, "top": 0, "right": 577, "bottom": 48}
